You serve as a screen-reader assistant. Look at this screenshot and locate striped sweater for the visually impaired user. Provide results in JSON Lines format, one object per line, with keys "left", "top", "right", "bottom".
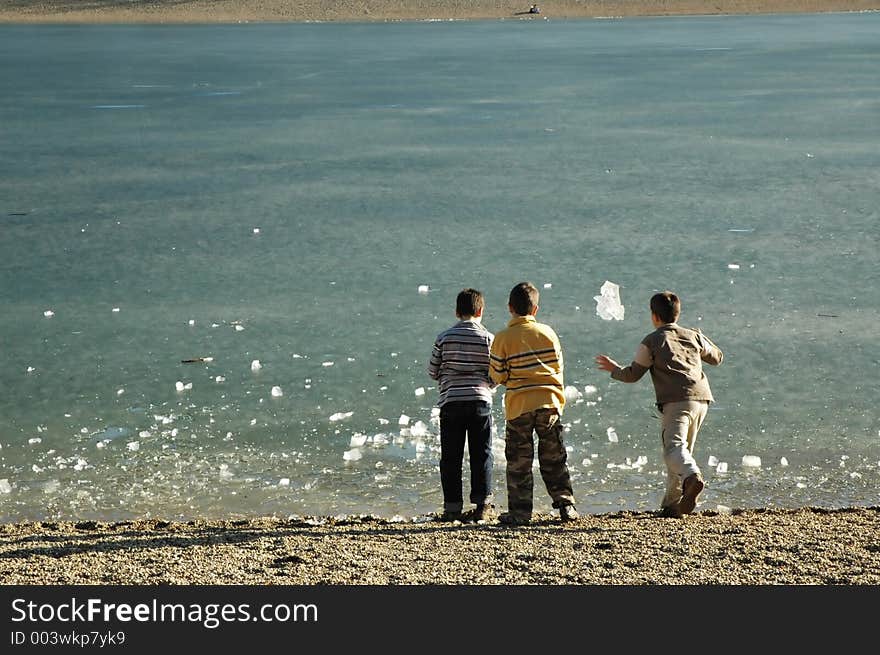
{"left": 489, "top": 315, "right": 565, "bottom": 420}
{"left": 427, "top": 319, "right": 494, "bottom": 407}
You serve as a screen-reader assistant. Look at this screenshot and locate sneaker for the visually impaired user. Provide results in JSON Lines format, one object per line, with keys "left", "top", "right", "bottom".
{"left": 658, "top": 504, "right": 683, "bottom": 519}
{"left": 438, "top": 510, "right": 463, "bottom": 522}
{"left": 679, "top": 473, "right": 705, "bottom": 515}
{"left": 472, "top": 504, "right": 496, "bottom": 522}
{"left": 559, "top": 505, "right": 580, "bottom": 522}
{"left": 498, "top": 512, "right": 531, "bottom": 526}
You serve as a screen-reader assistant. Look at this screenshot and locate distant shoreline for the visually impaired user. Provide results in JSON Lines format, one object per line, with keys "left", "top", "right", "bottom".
{"left": 1, "top": 0, "right": 878, "bottom": 24}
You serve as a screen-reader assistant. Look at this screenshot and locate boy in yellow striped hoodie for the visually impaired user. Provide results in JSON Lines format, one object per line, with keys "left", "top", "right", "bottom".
{"left": 489, "top": 282, "right": 578, "bottom": 525}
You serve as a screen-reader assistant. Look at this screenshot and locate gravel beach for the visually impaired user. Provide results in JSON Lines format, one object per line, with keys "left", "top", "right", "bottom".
{"left": 2, "top": 507, "right": 879, "bottom": 584}
{"left": 1, "top": 0, "right": 878, "bottom": 23}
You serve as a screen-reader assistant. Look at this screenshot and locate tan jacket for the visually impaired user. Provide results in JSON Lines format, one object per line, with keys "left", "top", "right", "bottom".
{"left": 611, "top": 323, "right": 723, "bottom": 404}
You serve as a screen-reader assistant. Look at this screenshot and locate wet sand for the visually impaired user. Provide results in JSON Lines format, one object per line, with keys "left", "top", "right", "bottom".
{"left": 0, "top": 0, "right": 878, "bottom": 23}
{"left": 2, "top": 507, "right": 879, "bottom": 584}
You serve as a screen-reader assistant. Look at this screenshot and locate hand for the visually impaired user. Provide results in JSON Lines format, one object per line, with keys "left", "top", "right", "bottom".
{"left": 595, "top": 354, "right": 619, "bottom": 372}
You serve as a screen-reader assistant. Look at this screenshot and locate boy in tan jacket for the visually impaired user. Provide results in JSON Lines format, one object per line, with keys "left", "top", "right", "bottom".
{"left": 596, "top": 291, "right": 723, "bottom": 518}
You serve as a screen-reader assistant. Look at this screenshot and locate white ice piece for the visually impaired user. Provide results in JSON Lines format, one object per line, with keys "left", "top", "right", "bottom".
{"left": 707, "top": 455, "right": 719, "bottom": 467}
{"left": 594, "top": 281, "right": 625, "bottom": 321}
{"left": 28, "top": 437, "right": 42, "bottom": 445}
{"left": 329, "top": 411, "right": 354, "bottom": 422}
{"left": 0, "top": 479, "right": 11, "bottom": 494}
{"left": 188, "top": 319, "right": 196, "bottom": 326}
{"left": 606, "top": 427, "right": 619, "bottom": 443}
{"left": 583, "top": 385, "right": 598, "bottom": 395}
{"left": 543, "top": 283, "right": 552, "bottom": 289}
{"left": 26, "top": 366, "right": 35, "bottom": 373}
{"left": 350, "top": 433, "right": 368, "bottom": 448}
{"left": 322, "top": 361, "right": 334, "bottom": 367}
{"left": 253, "top": 227, "right": 261, "bottom": 234}
{"left": 271, "top": 386, "right": 283, "bottom": 397}
{"left": 116, "top": 388, "right": 125, "bottom": 396}
{"left": 126, "top": 441, "right": 140, "bottom": 451}
{"left": 716, "top": 505, "right": 732, "bottom": 515}
{"left": 716, "top": 462, "right": 729, "bottom": 473}
{"left": 343, "top": 449, "right": 363, "bottom": 461}
{"left": 741, "top": 455, "right": 762, "bottom": 468}
{"left": 563, "top": 385, "right": 582, "bottom": 402}
{"left": 417, "top": 285, "right": 430, "bottom": 294}
{"left": 43, "top": 310, "right": 54, "bottom": 318}
{"left": 215, "top": 376, "right": 225, "bottom": 383}
{"left": 410, "top": 421, "right": 429, "bottom": 437}
{"left": 278, "top": 478, "right": 290, "bottom": 486}
{"left": 251, "top": 360, "right": 262, "bottom": 372}
{"left": 398, "top": 414, "right": 411, "bottom": 426}
{"left": 581, "top": 458, "right": 593, "bottom": 467}
{"left": 780, "top": 457, "right": 789, "bottom": 467}
{"left": 175, "top": 381, "right": 185, "bottom": 392}
{"left": 414, "top": 387, "right": 426, "bottom": 397}
{"left": 112, "top": 307, "right": 120, "bottom": 313}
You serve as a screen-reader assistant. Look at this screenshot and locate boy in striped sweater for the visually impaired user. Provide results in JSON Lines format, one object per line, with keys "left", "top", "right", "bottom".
{"left": 428, "top": 288, "right": 496, "bottom": 522}
{"left": 489, "top": 282, "right": 578, "bottom": 525}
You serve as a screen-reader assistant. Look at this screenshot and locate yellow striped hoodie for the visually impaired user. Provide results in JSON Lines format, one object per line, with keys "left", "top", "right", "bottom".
{"left": 489, "top": 314, "right": 565, "bottom": 420}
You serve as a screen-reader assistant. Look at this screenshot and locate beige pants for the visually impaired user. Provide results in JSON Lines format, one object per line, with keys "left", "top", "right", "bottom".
{"left": 659, "top": 400, "right": 708, "bottom": 509}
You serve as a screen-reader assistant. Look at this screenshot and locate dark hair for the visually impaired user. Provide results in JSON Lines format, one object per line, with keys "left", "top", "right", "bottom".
{"left": 508, "top": 282, "right": 539, "bottom": 316}
{"left": 650, "top": 291, "right": 681, "bottom": 323}
{"left": 456, "top": 288, "right": 484, "bottom": 318}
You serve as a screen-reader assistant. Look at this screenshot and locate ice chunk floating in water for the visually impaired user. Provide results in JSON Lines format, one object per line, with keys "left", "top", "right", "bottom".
{"left": 742, "top": 455, "right": 762, "bottom": 468}
{"left": 594, "top": 281, "right": 625, "bottom": 321}
{"left": 563, "top": 386, "right": 582, "bottom": 401}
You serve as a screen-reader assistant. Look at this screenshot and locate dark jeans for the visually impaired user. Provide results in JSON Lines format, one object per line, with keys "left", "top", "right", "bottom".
{"left": 439, "top": 400, "right": 493, "bottom": 511}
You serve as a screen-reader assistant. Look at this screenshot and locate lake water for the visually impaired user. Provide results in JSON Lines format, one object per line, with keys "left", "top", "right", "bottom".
{"left": 1, "top": 13, "right": 878, "bottom": 522}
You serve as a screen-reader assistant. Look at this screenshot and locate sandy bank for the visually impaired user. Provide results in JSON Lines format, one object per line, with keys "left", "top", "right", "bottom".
{"left": 0, "top": 0, "right": 878, "bottom": 23}
{"left": 2, "top": 506, "right": 879, "bottom": 584}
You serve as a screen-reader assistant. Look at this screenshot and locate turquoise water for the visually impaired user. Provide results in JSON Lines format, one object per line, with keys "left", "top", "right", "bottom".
{"left": 0, "top": 14, "right": 878, "bottom": 521}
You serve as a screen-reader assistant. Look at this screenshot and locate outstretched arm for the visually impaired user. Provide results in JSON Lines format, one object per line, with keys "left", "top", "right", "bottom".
{"left": 595, "top": 354, "right": 619, "bottom": 372}
{"left": 595, "top": 344, "right": 651, "bottom": 383}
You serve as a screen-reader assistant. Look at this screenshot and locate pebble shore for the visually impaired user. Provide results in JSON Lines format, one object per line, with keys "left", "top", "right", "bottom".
{"left": 2, "top": 507, "right": 879, "bottom": 584}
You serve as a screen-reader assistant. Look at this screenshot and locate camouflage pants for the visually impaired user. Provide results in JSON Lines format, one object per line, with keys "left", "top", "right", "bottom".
{"left": 504, "top": 408, "right": 575, "bottom": 516}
